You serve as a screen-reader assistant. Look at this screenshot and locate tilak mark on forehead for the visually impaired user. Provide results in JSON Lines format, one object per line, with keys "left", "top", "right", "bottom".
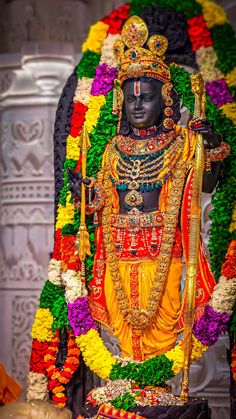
{"left": 134, "top": 80, "right": 141, "bottom": 97}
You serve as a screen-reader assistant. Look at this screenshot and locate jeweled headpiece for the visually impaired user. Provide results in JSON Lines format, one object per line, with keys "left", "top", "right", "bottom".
{"left": 113, "top": 15, "right": 170, "bottom": 85}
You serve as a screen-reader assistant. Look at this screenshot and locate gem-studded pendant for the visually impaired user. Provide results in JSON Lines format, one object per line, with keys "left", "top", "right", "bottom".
{"left": 124, "top": 190, "right": 143, "bottom": 208}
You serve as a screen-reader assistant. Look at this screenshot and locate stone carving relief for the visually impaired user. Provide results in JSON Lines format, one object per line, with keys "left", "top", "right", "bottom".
{"left": 0, "top": 226, "right": 52, "bottom": 285}
{"left": 1, "top": 118, "right": 53, "bottom": 178}
{"left": 11, "top": 295, "right": 39, "bottom": 388}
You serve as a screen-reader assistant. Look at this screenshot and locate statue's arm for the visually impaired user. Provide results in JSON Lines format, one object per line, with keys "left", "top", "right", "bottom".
{"left": 189, "top": 120, "right": 230, "bottom": 193}
{"left": 68, "top": 142, "right": 113, "bottom": 214}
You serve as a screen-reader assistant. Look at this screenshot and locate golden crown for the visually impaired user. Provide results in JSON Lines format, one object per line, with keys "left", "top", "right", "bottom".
{"left": 113, "top": 15, "right": 170, "bottom": 85}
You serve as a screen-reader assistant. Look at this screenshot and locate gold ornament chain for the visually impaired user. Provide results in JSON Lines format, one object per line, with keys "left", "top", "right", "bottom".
{"left": 101, "top": 142, "right": 187, "bottom": 332}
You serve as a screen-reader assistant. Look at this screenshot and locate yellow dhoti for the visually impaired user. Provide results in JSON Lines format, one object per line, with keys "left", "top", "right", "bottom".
{"left": 104, "top": 256, "right": 182, "bottom": 359}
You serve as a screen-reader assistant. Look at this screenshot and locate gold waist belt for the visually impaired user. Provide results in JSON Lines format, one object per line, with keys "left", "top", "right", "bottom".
{"left": 111, "top": 208, "right": 164, "bottom": 229}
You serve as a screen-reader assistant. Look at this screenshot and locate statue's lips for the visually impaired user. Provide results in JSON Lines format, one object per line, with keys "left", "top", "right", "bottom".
{"left": 133, "top": 113, "right": 145, "bottom": 118}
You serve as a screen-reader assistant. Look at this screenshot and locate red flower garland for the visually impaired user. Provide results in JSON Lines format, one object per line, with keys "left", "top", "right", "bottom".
{"left": 44, "top": 330, "right": 80, "bottom": 407}
{"left": 52, "top": 229, "right": 62, "bottom": 260}
{"left": 60, "top": 235, "right": 80, "bottom": 271}
{"left": 70, "top": 102, "right": 88, "bottom": 138}
{"left": 187, "top": 15, "right": 213, "bottom": 51}
{"left": 30, "top": 340, "right": 50, "bottom": 375}
{"left": 102, "top": 4, "right": 130, "bottom": 34}
{"left": 222, "top": 240, "right": 236, "bottom": 280}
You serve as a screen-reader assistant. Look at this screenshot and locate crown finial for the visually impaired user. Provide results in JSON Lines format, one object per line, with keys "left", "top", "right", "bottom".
{"left": 122, "top": 15, "right": 148, "bottom": 48}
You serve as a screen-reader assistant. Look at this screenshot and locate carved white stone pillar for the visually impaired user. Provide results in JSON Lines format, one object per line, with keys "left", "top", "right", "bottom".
{"left": 0, "top": 50, "right": 74, "bottom": 390}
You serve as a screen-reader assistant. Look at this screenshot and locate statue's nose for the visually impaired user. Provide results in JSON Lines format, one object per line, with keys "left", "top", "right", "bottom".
{"left": 134, "top": 97, "right": 143, "bottom": 110}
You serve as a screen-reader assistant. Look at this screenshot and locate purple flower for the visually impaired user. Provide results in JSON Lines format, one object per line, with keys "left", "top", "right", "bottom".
{"left": 91, "top": 63, "right": 117, "bottom": 96}
{"left": 68, "top": 297, "right": 97, "bottom": 336}
{"left": 206, "top": 79, "right": 233, "bottom": 108}
{"left": 193, "top": 305, "right": 230, "bottom": 346}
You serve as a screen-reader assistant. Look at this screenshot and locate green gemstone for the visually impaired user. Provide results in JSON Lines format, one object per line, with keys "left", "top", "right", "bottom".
{"left": 131, "top": 50, "right": 137, "bottom": 58}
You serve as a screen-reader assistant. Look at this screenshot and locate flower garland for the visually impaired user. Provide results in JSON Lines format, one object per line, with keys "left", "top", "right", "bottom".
{"left": 44, "top": 330, "right": 80, "bottom": 407}
{"left": 28, "top": 0, "right": 236, "bottom": 407}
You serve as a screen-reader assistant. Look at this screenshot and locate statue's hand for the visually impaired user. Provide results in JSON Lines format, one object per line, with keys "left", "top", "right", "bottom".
{"left": 68, "top": 167, "right": 92, "bottom": 200}
{"left": 189, "top": 119, "right": 222, "bottom": 149}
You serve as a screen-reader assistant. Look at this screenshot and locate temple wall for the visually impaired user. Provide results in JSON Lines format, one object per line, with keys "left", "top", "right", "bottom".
{"left": 0, "top": 1, "right": 235, "bottom": 417}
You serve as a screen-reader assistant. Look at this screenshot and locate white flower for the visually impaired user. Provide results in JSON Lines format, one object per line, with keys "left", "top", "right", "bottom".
{"left": 62, "top": 269, "right": 88, "bottom": 303}
{"left": 27, "top": 372, "right": 48, "bottom": 401}
{"left": 196, "top": 46, "right": 224, "bottom": 83}
{"left": 74, "top": 77, "right": 93, "bottom": 105}
{"left": 100, "top": 34, "right": 122, "bottom": 68}
{"left": 209, "top": 275, "right": 236, "bottom": 315}
{"left": 47, "top": 258, "right": 61, "bottom": 286}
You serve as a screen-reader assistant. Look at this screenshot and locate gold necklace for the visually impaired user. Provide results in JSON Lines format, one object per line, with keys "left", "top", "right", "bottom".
{"left": 109, "top": 134, "right": 183, "bottom": 192}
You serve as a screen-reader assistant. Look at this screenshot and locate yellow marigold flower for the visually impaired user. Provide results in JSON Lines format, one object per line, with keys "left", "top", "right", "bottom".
{"left": 200, "top": 1, "right": 228, "bottom": 28}
{"left": 66, "top": 134, "right": 80, "bottom": 160}
{"left": 229, "top": 206, "right": 236, "bottom": 233}
{"left": 85, "top": 95, "right": 106, "bottom": 133}
{"left": 31, "top": 308, "right": 54, "bottom": 342}
{"left": 56, "top": 193, "right": 75, "bottom": 229}
{"left": 166, "top": 336, "right": 208, "bottom": 375}
{"left": 191, "top": 336, "right": 208, "bottom": 360}
{"left": 165, "top": 341, "right": 184, "bottom": 375}
{"left": 220, "top": 102, "right": 236, "bottom": 125}
{"left": 226, "top": 67, "right": 236, "bottom": 88}
{"left": 76, "top": 329, "right": 116, "bottom": 379}
{"left": 82, "top": 21, "right": 109, "bottom": 54}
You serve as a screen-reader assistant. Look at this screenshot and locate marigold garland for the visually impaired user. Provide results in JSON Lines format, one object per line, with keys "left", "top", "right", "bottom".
{"left": 56, "top": 194, "right": 75, "bottom": 230}
{"left": 76, "top": 329, "right": 116, "bottom": 380}
{"left": 31, "top": 309, "right": 54, "bottom": 342}
{"left": 85, "top": 95, "right": 106, "bottom": 133}
{"left": 82, "top": 21, "right": 109, "bottom": 54}
{"left": 44, "top": 330, "right": 80, "bottom": 408}
{"left": 199, "top": 1, "right": 228, "bottom": 29}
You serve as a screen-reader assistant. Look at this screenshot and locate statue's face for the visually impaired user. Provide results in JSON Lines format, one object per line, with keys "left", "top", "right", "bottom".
{"left": 123, "top": 78, "right": 163, "bottom": 129}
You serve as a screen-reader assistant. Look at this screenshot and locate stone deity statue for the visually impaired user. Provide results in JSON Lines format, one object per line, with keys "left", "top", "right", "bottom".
{"left": 68, "top": 16, "right": 223, "bottom": 362}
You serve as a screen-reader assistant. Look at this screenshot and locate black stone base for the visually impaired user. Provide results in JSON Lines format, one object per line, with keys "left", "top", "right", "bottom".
{"left": 82, "top": 399, "right": 211, "bottom": 419}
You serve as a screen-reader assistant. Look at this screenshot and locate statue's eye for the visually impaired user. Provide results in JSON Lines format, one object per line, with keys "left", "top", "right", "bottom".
{"left": 143, "top": 95, "right": 153, "bottom": 101}
{"left": 127, "top": 95, "right": 135, "bottom": 103}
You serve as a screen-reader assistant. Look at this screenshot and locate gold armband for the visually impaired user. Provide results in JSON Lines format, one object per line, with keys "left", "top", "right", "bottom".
{"left": 204, "top": 142, "right": 231, "bottom": 173}
{"left": 74, "top": 181, "right": 105, "bottom": 215}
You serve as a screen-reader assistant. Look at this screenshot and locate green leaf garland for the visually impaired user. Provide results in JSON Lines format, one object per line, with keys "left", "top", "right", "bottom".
{"left": 77, "top": 51, "right": 101, "bottom": 79}
{"left": 211, "top": 24, "right": 236, "bottom": 74}
{"left": 110, "top": 355, "right": 174, "bottom": 388}
{"left": 39, "top": 280, "right": 69, "bottom": 331}
{"left": 111, "top": 392, "right": 137, "bottom": 410}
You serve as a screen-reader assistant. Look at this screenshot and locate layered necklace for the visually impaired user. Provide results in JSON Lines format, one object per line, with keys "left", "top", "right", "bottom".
{"left": 108, "top": 130, "right": 184, "bottom": 210}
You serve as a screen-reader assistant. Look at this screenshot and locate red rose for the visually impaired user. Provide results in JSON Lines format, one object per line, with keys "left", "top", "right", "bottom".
{"left": 102, "top": 5, "right": 130, "bottom": 34}
{"left": 53, "top": 229, "right": 62, "bottom": 260}
{"left": 70, "top": 102, "right": 88, "bottom": 138}
{"left": 30, "top": 340, "right": 50, "bottom": 374}
{"left": 222, "top": 259, "right": 236, "bottom": 279}
{"left": 187, "top": 16, "right": 213, "bottom": 51}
